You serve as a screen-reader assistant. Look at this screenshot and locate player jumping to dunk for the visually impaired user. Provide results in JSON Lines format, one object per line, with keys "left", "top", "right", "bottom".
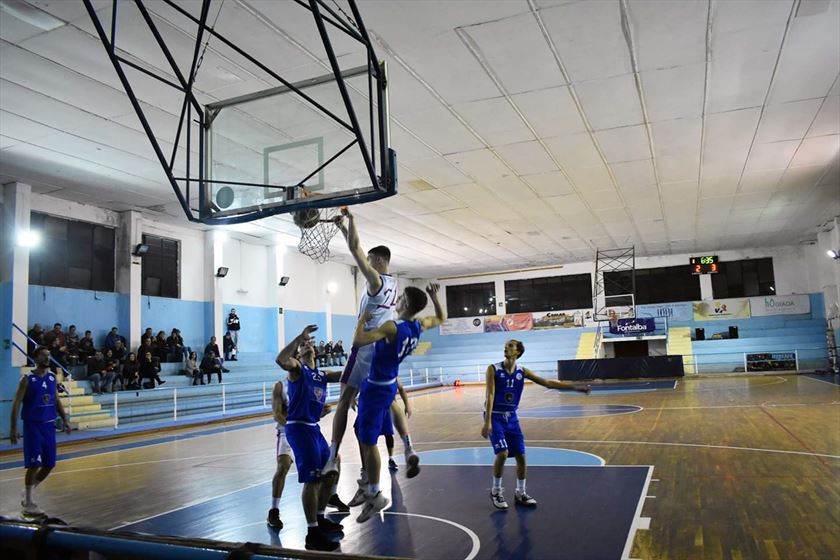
{"left": 481, "top": 340, "right": 591, "bottom": 510}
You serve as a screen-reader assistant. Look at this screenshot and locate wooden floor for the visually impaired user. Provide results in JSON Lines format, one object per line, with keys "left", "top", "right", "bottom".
{"left": 1, "top": 375, "right": 838, "bottom": 559}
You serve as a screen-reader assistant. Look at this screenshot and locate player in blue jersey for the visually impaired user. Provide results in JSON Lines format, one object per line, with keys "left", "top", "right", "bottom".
{"left": 275, "top": 325, "right": 345, "bottom": 551}
{"left": 481, "top": 339, "right": 591, "bottom": 510}
{"left": 352, "top": 283, "right": 446, "bottom": 522}
{"left": 10, "top": 346, "right": 72, "bottom": 517}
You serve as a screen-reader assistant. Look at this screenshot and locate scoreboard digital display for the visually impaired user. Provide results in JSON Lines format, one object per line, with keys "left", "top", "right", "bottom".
{"left": 690, "top": 255, "right": 719, "bottom": 275}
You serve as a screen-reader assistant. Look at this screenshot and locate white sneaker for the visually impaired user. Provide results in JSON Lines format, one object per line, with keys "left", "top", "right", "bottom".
{"left": 405, "top": 449, "right": 421, "bottom": 479}
{"left": 322, "top": 456, "right": 338, "bottom": 475}
{"left": 356, "top": 491, "right": 389, "bottom": 523}
{"left": 515, "top": 490, "right": 537, "bottom": 507}
{"left": 348, "top": 479, "right": 367, "bottom": 507}
{"left": 490, "top": 488, "right": 509, "bottom": 510}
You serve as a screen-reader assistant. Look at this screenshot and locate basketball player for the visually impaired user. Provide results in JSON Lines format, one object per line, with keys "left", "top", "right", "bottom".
{"left": 352, "top": 283, "right": 446, "bottom": 522}
{"left": 481, "top": 340, "right": 591, "bottom": 510}
{"left": 10, "top": 346, "right": 72, "bottom": 517}
{"left": 323, "top": 208, "right": 420, "bottom": 483}
{"left": 276, "top": 325, "right": 344, "bottom": 551}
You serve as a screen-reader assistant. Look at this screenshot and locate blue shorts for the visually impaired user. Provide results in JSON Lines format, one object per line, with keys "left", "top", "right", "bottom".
{"left": 357, "top": 379, "right": 398, "bottom": 446}
{"left": 354, "top": 406, "right": 394, "bottom": 437}
{"left": 285, "top": 423, "right": 330, "bottom": 483}
{"left": 487, "top": 411, "right": 525, "bottom": 457}
{"left": 23, "top": 421, "right": 57, "bottom": 469}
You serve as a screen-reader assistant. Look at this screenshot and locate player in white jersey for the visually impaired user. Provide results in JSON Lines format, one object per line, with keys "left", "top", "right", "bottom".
{"left": 322, "top": 208, "right": 420, "bottom": 485}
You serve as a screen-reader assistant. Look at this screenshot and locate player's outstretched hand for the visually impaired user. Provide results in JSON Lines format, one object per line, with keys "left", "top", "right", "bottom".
{"left": 341, "top": 207, "right": 352, "bottom": 218}
{"left": 63, "top": 423, "right": 72, "bottom": 435}
{"left": 426, "top": 283, "right": 440, "bottom": 296}
{"left": 10, "top": 429, "right": 21, "bottom": 445}
{"left": 301, "top": 324, "right": 319, "bottom": 339}
{"left": 404, "top": 404, "right": 412, "bottom": 419}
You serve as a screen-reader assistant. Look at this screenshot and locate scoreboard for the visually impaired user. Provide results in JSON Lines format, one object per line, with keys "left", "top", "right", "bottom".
{"left": 690, "top": 255, "right": 719, "bottom": 275}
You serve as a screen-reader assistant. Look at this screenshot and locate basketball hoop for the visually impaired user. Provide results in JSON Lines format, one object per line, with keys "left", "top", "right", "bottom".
{"left": 294, "top": 191, "right": 342, "bottom": 263}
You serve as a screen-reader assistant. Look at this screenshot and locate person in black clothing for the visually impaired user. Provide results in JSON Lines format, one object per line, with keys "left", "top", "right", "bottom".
{"left": 78, "top": 330, "right": 96, "bottom": 363}
{"left": 123, "top": 353, "right": 141, "bottom": 389}
{"left": 43, "top": 323, "right": 66, "bottom": 349}
{"left": 48, "top": 338, "right": 67, "bottom": 377}
{"left": 324, "top": 341, "right": 334, "bottom": 366}
{"left": 201, "top": 351, "right": 223, "bottom": 384}
{"left": 154, "top": 331, "right": 170, "bottom": 363}
{"left": 86, "top": 351, "right": 106, "bottom": 395}
{"left": 65, "top": 325, "right": 81, "bottom": 366}
{"left": 101, "top": 349, "right": 118, "bottom": 393}
{"left": 332, "top": 340, "right": 346, "bottom": 366}
{"left": 26, "top": 324, "right": 45, "bottom": 358}
{"left": 111, "top": 339, "right": 127, "bottom": 371}
{"left": 139, "top": 351, "right": 165, "bottom": 388}
{"left": 204, "top": 336, "right": 230, "bottom": 372}
{"left": 223, "top": 332, "right": 236, "bottom": 361}
{"left": 167, "top": 328, "right": 189, "bottom": 362}
{"left": 141, "top": 327, "right": 154, "bottom": 342}
{"left": 226, "top": 309, "right": 241, "bottom": 351}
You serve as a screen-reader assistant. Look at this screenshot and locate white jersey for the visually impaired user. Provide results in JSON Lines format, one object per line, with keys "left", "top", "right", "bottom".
{"left": 359, "top": 274, "right": 397, "bottom": 330}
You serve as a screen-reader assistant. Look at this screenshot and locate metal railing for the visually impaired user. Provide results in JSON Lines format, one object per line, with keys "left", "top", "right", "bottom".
{"left": 10, "top": 322, "right": 72, "bottom": 379}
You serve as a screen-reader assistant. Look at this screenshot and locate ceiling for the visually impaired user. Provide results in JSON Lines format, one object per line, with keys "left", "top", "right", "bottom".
{"left": 1, "top": 0, "right": 838, "bottom": 277}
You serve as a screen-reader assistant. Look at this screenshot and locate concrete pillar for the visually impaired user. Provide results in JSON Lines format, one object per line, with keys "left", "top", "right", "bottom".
{"left": 494, "top": 278, "right": 505, "bottom": 315}
{"left": 267, "top": 241, "right": 286, "bottom": 349}
{"left": 116, "top": 211, "right": 142, "bottom": 350}
{"left": 205, "top": 231, "right": 225, "bottom": 346}
{"left": 699, "top": 274, "right": 714, "bottom": 300}
{"left": 1, "top": 182, "right": 32, "bottom": 367}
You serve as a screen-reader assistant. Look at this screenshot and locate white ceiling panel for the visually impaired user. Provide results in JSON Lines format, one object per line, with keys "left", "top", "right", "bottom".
{"left": 651, "top": 118, "right": 702, "bottom": 159}
{"left": 777, "top": 164, "right": 830, "bottom": 189}
{"left": 627, "top": 0, "right": 707, "bottom": 71}
{"left": 808, "top": 96, "right": 840, "bottom": 137}
{"left": 744, "top": 140, "right": 800, "bottom": 172}
{"left": 544, "top": 193, "right": 588, "bottom": 216}
{"left": 595, "top": 125, "right": 651, "bottom": 163}
{"left": 543, "top": 133, "right": 604, "bottom": 169}
{"left": 484, "top": 177, "right": 538, "bottom": 202}
{"left": 453, "top": 97, "right": 535, "bottom": 147}
{"left": 511, "top": 86, "right": 587, "bottom": 138}
{"left": 445, "top": 148, "right": 512, "bottom": 183}
{"left": 641, "top": 64, "right": 706, "bottom": 122}
{"left": 732, "top": 191, "right": 773, "bottom": 210}
{"left": 700, "top": 175, "right": 740, "bottom": 197}
{"left": 463, "top": 12, "right": 566, "bottom": 94}
{"left": 574, "top": 74, "right": 644, "bottom": 130}
{"left": 403, "top": 189, "right": 465, "bottom": 213}
{"left": 403, "top": 157, "right": 470, "bottom": 188}
{"left": 755, "top": 99, "right": 823, "bottom": 143}
{"left": 610, "top": 159, "right": 657, "bottom": 190}
{"left": 494, "top": 141, "right": 558, "bottom": 176}
{"left": 581, "top": 188, "right": 624, "bottom": 210}
{"left": 563, "top": 163, "right": 614, "bottom": 191}
{"left": 739, "top": 169, "right": 785, "bottom": 192}
{"left": 383, "top": 58, "right": 443, "bottom": 117}
{"left": 394, "top": 105, "right": 483, "bottom": 155}
{"left": 657, "top": 155, "right": 700, "bottom": 183}
{"left": 789, "top": 134, "right": 840, "bottom": 167}
{"left": 520, "top": 171, "right": 575, "bottom": 198}
{"left": 388, "top": 126, "right": 439, "bottom": 163}
{"left": 539, "top": 0, "right": 631, "bottom": 82}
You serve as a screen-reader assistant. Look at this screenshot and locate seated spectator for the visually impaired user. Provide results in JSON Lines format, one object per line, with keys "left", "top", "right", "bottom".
{"left": 200, "top": 351, "right": 223, "bottom": 384}
{"left": 154, "top": 331, "right": 170, "bottom": 363}
{"left": 78, "top": 330, "right": 96, "bottom": 363}
{"left": 101, "top": 349, "right": 118, "bottom": 393}
{"left": 223, "top": 332, "right": 237, "bottom": 361}
{"left": 138, "top": 337, "right": 155, "bottom": 360}
{"left": 324, "top": 341, "right": 334, "bottom": 366}
{"left": 86, "top": 351, "right": 106, "bottom": 395}
{"left": 27, "top": 323, "right": 45, "bottom": 357}
{"left": 65, "top": 325, "right": 81, "bottom": 367}
{"left": 104, "top": 327, "right": 126, "bottom": 350}
{"left": 48, "top": 338, "right": 68, "bottom": 377}
{"left": 167, "top": 328, "right": 189, "bottom": 362}
{"left": 139, "top": 351, "right": 165, "bottom": 389}
{"left": 141, "top": 327, "right": 154, "bottom": 342}
{"left": 316, "top": 341, "right": 327, "bottom": 367}
{"left": 123, "top": 353, "right": 141, "bottom": 390}
{"left": 43, "top": 323, "right": 66, "bottom": 349}
{"left": 332, "top": 340, "right": 346, "bottom": 366}
{"left": 182, "top": 351, "right": 203, "bottom": 385}
{"left": 112, "top": 339, "right": 127, "bottom": 370}
{"left": 204, "top": 336, "right": 230, "bottom": 373}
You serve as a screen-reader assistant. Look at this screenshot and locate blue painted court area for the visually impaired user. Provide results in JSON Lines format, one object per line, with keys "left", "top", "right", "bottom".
{"left": 804, "top": 373, "right": 840, "bottom": 386}
{"left": 119, "top": 448, "right": 651, "bottom": 560}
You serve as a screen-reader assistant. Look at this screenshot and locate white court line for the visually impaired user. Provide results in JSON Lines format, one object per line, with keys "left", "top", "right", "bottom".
{"left": 800, "top": 375, "right": 840, "bottom": 388}
{"left": 420, "top": 446, "right": 606, "bottom": 466}
{"left": 386, "top": 512, "right": 481, "bottom": 560}
{"left": 621, "top": 465, "right": 654, "bottom": 560}
{"left": 654, "top": 401, "right": 839, "bottom": 411}
{"left": 417, "top": 406, "right": 644, "bottom": 419}
{"left": 414, "top": 439, "right": 840, "bottom": 460}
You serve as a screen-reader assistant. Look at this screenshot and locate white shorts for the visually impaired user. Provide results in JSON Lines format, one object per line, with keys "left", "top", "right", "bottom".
{"left": 276, "top": 429, "right": 293, "bottom": 459}
{"left": 340, "top": 344, "right": 374, "bottom": 390}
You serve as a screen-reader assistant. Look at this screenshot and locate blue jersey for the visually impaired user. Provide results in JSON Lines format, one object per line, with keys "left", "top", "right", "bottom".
{"left": 21, "top": 371, "right": 58, "bottom": 423}
{"left": 369, "top": 320, "right": 422, "bottom": 384}
{"left": 491, "top": 362, "right": 525, "bottom": 413}
{"left": 287, "top": 364, "right": 327, "bottom": 424}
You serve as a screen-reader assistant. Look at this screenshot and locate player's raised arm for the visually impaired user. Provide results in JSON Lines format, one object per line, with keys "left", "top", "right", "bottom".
{"left": 523, "top": 367, "right": 591, "bottom": 394}
{"left": 480, "top": 364, "right": 495, "bottom": 439}
{"left": 353, "top": 311, "right": 397, "bottom": 348}
{"left": 418, "top": 283, "right": 446, "bottom": 330}
{"left": 276, "top": 325, "right": 317, "bottom": 379}
{"left": 336, "top": 208, "right": 381, "bottom": 294}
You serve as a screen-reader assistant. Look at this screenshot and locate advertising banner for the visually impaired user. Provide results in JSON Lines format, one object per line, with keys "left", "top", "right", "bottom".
{"left": 483, "top": 313, "right": 534, "bottom": 332}
{"left": 693, "top": 298, "right": 751, "bottom": 320}
{"left": 532, "top": 309, "right": 594, "bottom": 329}
{"left": 609, "top": 317, "right": 656, "bottom": 335}
{"left": 749, "top": 294, "right": 810, "bottom": 317}
{"left": 636, "top": 302, "right": 693, "bottom": 322}
{"left": 439, "top": 316, "right": 484, "bottom": 336}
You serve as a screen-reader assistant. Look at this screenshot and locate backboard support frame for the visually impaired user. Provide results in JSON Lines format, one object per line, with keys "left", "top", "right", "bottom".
{"left": 83, "top": 0, "right": 396, "bottom": 226}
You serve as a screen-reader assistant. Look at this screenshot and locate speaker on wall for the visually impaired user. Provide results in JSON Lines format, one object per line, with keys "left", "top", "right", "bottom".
{"left": 728, "top": 325, "right": 739, "bottom": 339}
{"left": 695, "top": 327, "right": 705, "bottom": 341}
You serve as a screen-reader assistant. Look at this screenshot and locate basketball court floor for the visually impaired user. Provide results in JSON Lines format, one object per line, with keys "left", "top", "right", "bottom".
{"left": 2, "top": 375, "right": 838, "bottom": 559}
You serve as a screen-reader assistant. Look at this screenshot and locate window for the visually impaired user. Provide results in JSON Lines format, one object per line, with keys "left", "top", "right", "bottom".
{"left": 446, "top": 282, "right": 496, "bottom": 318}
{"left": 605, "top": 265, "right": 701, "bottom": 305}
{"left": 712, "top": 258, "right": 775, "bottom": 298}
{"left": 141, "top": 234, "right": 180, "bottom": 298}
{"left": 28, "top": 213, "right": 115, "bottom": 292}
{"left": 504, "top": 274, "right": 592, "bottom": 313}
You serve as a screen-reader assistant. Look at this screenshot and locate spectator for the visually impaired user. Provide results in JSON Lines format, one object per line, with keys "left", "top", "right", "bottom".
{"left": 226, "top": 309, "right": 241, "bottom": 350}
{"left": 324, "top": 341, "right": 334, "bottom": 366}
{"left": 139, "top": 336, "right": 155, "bottom": 359}
{"left": 223, "top": 332, "right": 236, "bottom": 361}
{"left": 182, "top": 351, "right": 203, "bottom": 386}
{"left": 154, "top": 331, "right": 170, "bottom": 363}
{"left": 142, "top": 327, "right": 154, "bottom": 342}
{"left": 43, "top": 323, "right": 66, "bottom": 349}
{"left": 200, "top": 350, "right": 223, "bottom": 384}
{"left": 78, "top": 330, "right": 96, "bottom": 363}
{"left": 139, "top": 351, "right": 165, "bottom": 389}
{"left": 65, "top": 325, "right": 81, "bottom": 367}
{"left": 112, "top": 339, "right": 127, "bottom": 370}
{"left": 316, "top": 341, "right": 327, "bottom": 367}
{"left": 204, "top": 336, "right": 230, "bottom": 373}
{"left": 86, "top": 351, "right": 106, "bottom": 395}
{"left": 332, "top": 340, "right": 346, "bottom": 366}
{"left": 26, "top": 323, "right": 45, "bottom": 357}
{"left": 167, "top": 328, "right": 189, "bottom": 362}
{"left": 104, "top": 327, "right": 126, "bottom": 350}
{"left": 123, "top": 353, "right": 141, "bottom": 390}
{"left": 48, "top": 338, "right": 68, "bottom": 377}
{"left": 101, "top": 349, "right": 118, "bottom": 393}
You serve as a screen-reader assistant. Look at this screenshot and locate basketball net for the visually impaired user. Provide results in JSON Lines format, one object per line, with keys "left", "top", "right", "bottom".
{"left": 295, "top": 190, "right": 341, "bottom": 263}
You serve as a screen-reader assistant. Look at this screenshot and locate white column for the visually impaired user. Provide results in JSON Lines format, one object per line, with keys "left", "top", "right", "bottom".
{"left": 325, "top": 294, "right": 333, "bottom": 341}
{"left": 267, "top": 241, "right": 286, "bottom": 349}
{"left": 205, "top": 231, "right": 225, "bottom": 344}
{"left": 494, "top": 277, "right": 505, "bottom": 314}
{"left": 2, "top": 182, "right": 32, "bottom": 367}
{"left": 117, "top": 211, "right": 142, "bottom": 350}
{"left": 699, "top": 274, "right": 714, "bottom": 300}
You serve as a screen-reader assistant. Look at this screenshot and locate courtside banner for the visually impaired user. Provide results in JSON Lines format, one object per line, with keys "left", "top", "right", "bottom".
{"left": 532, "top": 310, "right": 593, "bottom": 329}
{"left": 483, "top": 313, "right": 534, "bottom": 332}
{"left": 749, "top": 294, "right": 810, "bottom": 316}
{"left": 439, "top": 316, "right": 484, "bottom": 335}
{"left": 609, "top": 317, "right": 656, "bottom": 335}
{"left": 693, "top": 298, "right": 751, "bottom": 320}
{"left": 636, "top": 302, "right": 693, "bottom": 322}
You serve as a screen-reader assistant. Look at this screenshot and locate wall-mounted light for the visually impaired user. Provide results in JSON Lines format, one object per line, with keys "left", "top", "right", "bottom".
{"left": 326, "top": 282, "right": 338, "bottom": 294}
{"left": 279, "top": 276, "right": 290, "bottom": 287}
{"left": 16, "top": 229, "right": 41, "bottom": 248}
{"left": 132, "top": 243, "right": 149, "bottom": 256}
{"left": 216, "top": 267, "right": 229, "bottom": 278}
{"left": 828, "top": 249, "right": 839, "bottom": 260}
